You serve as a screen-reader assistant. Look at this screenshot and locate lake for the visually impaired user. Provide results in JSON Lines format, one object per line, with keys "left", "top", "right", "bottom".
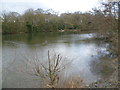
{"left": 2, "top": 32, "right": 115, "bottom": 88}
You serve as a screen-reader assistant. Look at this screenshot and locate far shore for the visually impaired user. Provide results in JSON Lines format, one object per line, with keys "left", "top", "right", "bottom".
{"left": 2, "top": 29, "right": 96, "bottom": 35}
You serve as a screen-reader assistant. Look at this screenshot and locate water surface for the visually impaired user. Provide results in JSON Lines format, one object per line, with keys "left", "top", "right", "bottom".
{"left": 2, "top": 32, "right": 114, "bottom": 88}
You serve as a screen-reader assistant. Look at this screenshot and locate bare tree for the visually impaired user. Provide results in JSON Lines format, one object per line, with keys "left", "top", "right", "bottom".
{"left": 24, "top": 50, "right": 70, "bottom": 88}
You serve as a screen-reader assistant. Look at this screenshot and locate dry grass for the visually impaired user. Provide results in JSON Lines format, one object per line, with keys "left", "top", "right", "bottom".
{"left": 57, "top": 76, "right": 85, "bottom": 88}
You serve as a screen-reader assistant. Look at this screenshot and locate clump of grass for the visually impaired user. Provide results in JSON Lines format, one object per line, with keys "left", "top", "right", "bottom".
{"left": 57, "top": 76, "right": 85, "bottom": 88}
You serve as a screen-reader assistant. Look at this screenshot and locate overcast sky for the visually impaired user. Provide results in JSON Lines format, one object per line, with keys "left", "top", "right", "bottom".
{"left": 1, "top": 0, "right": 100, "bottom": 14}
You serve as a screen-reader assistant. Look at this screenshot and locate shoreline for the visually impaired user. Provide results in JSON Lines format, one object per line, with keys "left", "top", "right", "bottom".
{"left": 2, "top": 29, "right": 96, "bottom": 35}
{"left": 87, "top": 58, "right": 118, "bottom": 88}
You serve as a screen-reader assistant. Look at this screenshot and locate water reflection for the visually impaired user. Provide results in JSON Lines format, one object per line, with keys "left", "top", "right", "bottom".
{"left": 27, "top": 33, "right": 33, "bottom": 42}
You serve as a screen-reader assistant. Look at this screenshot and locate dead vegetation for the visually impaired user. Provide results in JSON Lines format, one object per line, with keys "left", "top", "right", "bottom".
{"left": 57, "top": 76, "right": 85, "bottom": 88}
{"left": 24, "top": 50, "right": 74, "bottom": 88}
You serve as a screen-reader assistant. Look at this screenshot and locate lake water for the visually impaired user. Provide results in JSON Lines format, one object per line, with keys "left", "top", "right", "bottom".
{"left": 2, "top": 32, "right": 115, "bottom": 88}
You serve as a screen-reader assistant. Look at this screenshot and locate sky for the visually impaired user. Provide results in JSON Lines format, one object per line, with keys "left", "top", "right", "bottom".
{"left": 1, "top": 0, "right": 100, "bottom": 14}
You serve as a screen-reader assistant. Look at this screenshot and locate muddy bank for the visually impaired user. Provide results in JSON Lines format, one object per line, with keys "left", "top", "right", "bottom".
{"left": 87, "top": 58, "right": 118, "bottom": 88}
